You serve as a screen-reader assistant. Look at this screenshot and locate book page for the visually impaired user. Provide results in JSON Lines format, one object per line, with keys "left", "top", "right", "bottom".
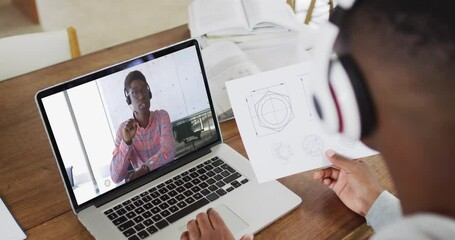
{"left": 189, "top": 0, "right": 250, "bottom": 37}
{"left": 242, "top": 0, "right": 299, "bottom": 31}
{"left": 226, "top": 62, "right": 378, "bottom": 183}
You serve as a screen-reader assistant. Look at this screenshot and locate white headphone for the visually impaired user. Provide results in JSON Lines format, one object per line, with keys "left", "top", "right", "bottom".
{"left": 311, "top": 0, "right": 376, "bottom": 140}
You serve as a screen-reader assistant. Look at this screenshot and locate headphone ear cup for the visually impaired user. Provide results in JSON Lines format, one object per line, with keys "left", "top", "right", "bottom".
{"left": 145, "top": 83, "right": 152, "bottom": 99}
{"left": 310, "top": 22, "right": 344, "bottom": 135}
{"left": 331, "top": 55, "right": 376, "bottom": 139}
{"left": 124, "top": 89, "right": 131, "bottom": 105}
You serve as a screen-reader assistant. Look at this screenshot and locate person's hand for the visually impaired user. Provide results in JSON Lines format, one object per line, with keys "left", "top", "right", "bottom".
{"left": 127, "top": 165, "right": 149, "bottom": 182}
{"left": 123, "top": 119, "right": 139, "bottom": 145}
{"left": 180, "top": 208, "right": 253, "bottom": 240}
{"left": 313, "top": 150, "right": 383, "bottom": 216}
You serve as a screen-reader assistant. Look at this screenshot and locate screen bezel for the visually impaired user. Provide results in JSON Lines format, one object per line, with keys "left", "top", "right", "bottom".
{"left": 35, "top": 39, "right": 222, "bottom": 213}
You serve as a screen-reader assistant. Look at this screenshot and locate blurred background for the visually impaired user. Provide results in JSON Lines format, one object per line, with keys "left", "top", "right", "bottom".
{"left": 1, "top": 0, "right": 327, "bottom": 55}
{"left": 0, "top": 0, "right": 192, "bottom": 55}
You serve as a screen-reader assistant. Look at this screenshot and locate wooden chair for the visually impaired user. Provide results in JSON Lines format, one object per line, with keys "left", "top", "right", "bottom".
{"left": 0, "top": 27, "right": 80, "bottom": 81}
{"left": 287, "top": 0, "right": 334, "bottom": 24}
{"left": 304, "top": 0, "right": 334, "bottom": 24}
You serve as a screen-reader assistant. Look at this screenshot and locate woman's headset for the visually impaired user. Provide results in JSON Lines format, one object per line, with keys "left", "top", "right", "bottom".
{"left": 124, "top": 83, "right": 152, "bottom": 105}
{"left": 311, "top": 0, "right": 376, "bottom": 140}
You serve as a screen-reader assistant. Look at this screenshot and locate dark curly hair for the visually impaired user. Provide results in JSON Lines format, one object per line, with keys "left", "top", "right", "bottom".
{"left": 339, "top": 0, "right": 454, "bottom": 116}
{"left": 344, "top": 0, "right": 454, "bottom": 71}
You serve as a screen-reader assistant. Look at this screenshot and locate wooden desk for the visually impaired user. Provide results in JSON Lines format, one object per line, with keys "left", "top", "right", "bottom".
{"left": 0, "top": 25, "right": 395, "bottom": 239}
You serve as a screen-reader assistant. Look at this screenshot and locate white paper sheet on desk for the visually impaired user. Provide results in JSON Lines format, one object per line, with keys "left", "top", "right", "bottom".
{"left": 0, "top": 198, "right": 26, "bottom": 240}
{"left": 226, "top": 61, "right": 378, "bottom": 183}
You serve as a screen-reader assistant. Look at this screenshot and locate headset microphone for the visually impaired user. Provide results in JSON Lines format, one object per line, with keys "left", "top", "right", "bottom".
{"left": 128, "top": 104, "right": 137, "bottom": 114}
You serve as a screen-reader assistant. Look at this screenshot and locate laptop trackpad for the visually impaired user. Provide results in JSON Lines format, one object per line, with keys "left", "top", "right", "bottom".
{"left": 215, "top": 204, "right": 249, "bottom": 233}
{"left": 179, "top": 205, "right": 248, "bottom": 234}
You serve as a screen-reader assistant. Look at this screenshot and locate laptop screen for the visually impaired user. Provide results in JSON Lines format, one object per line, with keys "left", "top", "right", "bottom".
{"left": 36, "top": 39, "right": 221, "bottom": 211}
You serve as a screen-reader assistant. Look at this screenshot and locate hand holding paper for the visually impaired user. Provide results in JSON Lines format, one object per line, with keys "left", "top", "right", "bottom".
{"left": 226, "top": 61, "right": 378, "bottom": 183}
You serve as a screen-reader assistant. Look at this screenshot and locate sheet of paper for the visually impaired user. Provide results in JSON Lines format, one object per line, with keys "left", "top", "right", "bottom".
{"left": 0, "top": 198, "right": 26, "bottom": 240}
{"left": 226, "top": 61, "right": 378, "bottom": 183}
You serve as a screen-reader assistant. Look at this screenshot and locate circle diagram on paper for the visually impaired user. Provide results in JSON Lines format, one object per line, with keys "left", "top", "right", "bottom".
{"left": 302, "top": 135, "right": 324, "bottom": 157}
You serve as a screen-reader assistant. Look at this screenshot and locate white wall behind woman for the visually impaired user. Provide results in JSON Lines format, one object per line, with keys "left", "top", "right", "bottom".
{"left": 97, "top": 46, "right": 210, "bottom": 140}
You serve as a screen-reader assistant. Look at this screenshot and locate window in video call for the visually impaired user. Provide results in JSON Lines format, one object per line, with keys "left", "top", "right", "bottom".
{"left": 42, "top": 46, "right": 218, "bottom": 205}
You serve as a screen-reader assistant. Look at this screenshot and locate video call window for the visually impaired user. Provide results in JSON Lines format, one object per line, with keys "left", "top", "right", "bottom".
{"left": 42, "top": 46, "right": 218, "bottom": 205}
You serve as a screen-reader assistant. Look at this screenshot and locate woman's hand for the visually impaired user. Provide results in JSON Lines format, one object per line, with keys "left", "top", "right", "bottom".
{"left": 123, "top": 118, "right": 139, "bottom": 145}
{"left": 127, "top": 165, "right": 149, "bottom": 182}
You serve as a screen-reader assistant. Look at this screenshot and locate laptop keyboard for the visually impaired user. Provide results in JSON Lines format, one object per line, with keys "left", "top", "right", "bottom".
{"left": 103, "top": 156, "right": 250, "bottom": 240}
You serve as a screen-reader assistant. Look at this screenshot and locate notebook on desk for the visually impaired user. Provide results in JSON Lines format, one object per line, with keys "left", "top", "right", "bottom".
{"left": 35, "top": 39, "right": 301, "bottom": 240}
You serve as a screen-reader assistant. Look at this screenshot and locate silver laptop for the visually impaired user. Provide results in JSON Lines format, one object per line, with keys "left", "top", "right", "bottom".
{"left": 35, "top": 39, "right": 301, "bottom": 240}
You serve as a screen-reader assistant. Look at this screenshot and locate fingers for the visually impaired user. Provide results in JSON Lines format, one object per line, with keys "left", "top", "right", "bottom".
{"left": 207, "top": 208, "right": 234, "bottom": 237}
{"left": 313, "top": 168, "right": 338, "bottom": 190}
{"left": 184, "top": 208, "right": 234, "bottom": 240}
{"left": 180, "top": 231, "right": 190, "bottom": 240}
{"left": 323, "top": 177, "right": 333, "bottom": 186}
{"left": 187, "top": 219, "right": 200, "bottom": 239}
{"left": 196, "top": 212, "right": 212, "bottom": 235}
{"left": 207, "top": 208, "right": 228, "bottom": 230}
{"left": 133, "top": 120, "right": 139, "bottom": 129}
{"left": 123, "top": 119, "right": 138, "bottom": 145}
{"left": 126, "top": 119, "right": 139, "bottom": 130}
{"left": 313, "top": 167, "right": 340, "bottom": 181}
{"left": 326, "top": 150, "right": 355, "bottom": 171}
{"left": 240, "top": 233, "right": 254, "bottom": 240}
{"left": 314, "top": 149, "right": 355, "bottom": 188}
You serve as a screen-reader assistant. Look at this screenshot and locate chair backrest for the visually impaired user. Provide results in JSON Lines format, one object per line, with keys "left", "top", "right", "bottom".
{"left": 0, "top": 27, "right": 80, "bottom": 81}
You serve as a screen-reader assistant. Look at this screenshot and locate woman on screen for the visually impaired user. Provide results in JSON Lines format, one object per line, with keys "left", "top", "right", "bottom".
{"left": 110, "top": 70, "right": 176, "bottom": 183}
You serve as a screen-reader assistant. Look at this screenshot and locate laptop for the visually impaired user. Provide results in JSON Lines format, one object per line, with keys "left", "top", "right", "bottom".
{"left": 35, "top": 39, "right": 301, "bottom": 240}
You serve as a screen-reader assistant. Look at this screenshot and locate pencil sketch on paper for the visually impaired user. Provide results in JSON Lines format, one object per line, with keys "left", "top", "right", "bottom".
{"left": 271, "top": 141, "right": 294, "bottom": 164}
{"left": 226, "top": 62, "right": 378, "bottom": 183}
{"left": 247, "top": 83, "right": 294, "bottom": 137}
{"left": 302, "top": 135, "right": 324, "bottom": 157}
{"left": 339, "top": 135, "right": 359, "bottom": 148}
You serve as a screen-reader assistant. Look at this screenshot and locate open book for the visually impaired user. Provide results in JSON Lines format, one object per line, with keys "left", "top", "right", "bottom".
{"left": 189, "top": 0, "right": 300, "bottom": 37}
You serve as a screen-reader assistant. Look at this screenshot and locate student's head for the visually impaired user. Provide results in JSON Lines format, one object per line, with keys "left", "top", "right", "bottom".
{"left": 124, "top": 70, "right": 152, "bottom": 113}
{"left": 338, "top": 0, "right": 454, "bottom": 152}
